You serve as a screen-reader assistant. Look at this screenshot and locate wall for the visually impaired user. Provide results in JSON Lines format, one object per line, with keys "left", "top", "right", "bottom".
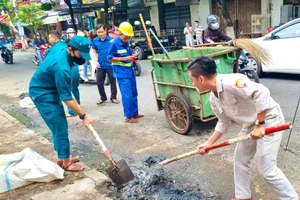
{"left": 271, "top": 0, "right": 283, "bottom": 27}
{"left": 189, "top": 0, "right": 211, "bottom": 29}
{"left": 149, "top": 6, "right": 159, "bottom": 30}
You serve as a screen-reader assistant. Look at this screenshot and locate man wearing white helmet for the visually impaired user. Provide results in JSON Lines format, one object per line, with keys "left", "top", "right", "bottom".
{"left": 66, "top": 28, "right": 76, "bottom": 39}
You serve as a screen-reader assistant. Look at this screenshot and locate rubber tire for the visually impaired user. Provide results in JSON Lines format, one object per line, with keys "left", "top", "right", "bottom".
{"left": 164, "top": 92, "right": 194, "bottom": 135}
{"left": 10, "top": 55, "right": 13, "bottom": 64}
{"left": 134, "top": 46, "right": 144, "bottom": 60}
{"left": 248, "top": 55, "right": 263, "bottom": 77}
{"left": 104, "top": 74, "right": 110, "bottom": 85}
{"left": 242, "top": 70, "right": 260, "bottom": 83}
{"left": 133, "top": 61, "right": 141, "bottom": 76}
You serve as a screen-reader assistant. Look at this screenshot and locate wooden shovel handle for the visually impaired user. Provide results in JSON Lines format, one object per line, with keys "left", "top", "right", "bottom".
{"left": 139, "top": 13, "right": 156, "bottom": 57}
{"left": 88, "top": 125, "right": 117, "bottom": 166}
{"left": 158, "top": 122, "right": 291, "bottom": 166}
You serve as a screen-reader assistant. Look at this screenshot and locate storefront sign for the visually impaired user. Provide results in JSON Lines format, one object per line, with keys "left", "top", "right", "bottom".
{"left": 82, "top": 0, "right": 103, "bottom": 4}
{"left": 114, "top": 0, "right": 121, "bottom": 5}
{"left": 58, "top": 15, "right": 71, "bottom": 21}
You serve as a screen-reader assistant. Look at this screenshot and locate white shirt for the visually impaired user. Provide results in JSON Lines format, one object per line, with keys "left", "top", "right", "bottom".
{"left": 210, "top": 74, "right": 281, "bottom": 134}
{"left": 184, "top": 26, "right": 193, "bottom": 37}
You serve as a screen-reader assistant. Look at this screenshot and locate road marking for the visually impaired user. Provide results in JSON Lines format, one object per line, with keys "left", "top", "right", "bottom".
{"left": 135, "top": 144, "right": 157, "bottom": 154}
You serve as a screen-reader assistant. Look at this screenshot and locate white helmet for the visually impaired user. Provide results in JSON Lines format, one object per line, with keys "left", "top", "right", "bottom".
{"left": 66, "top": 28, "right": 75, "bottom": 33}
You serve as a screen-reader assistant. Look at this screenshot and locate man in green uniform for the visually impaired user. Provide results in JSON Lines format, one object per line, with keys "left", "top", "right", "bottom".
{"left": 29, "top": 36, "right": 92, "bottom": 172}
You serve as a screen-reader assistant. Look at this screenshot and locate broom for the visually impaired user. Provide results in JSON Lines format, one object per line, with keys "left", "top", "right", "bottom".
{"left": 230, "top": 38, "right": 271, "bottom": 66}
{"left": 195, "top": 38, "right": 271, "bottom": 66}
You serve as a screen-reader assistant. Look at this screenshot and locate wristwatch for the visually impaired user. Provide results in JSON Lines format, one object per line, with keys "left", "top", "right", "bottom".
{"left": 255, "top": 119, "right": 265, "bottom": 125}
{"left": 79, "top": 113, "right": 86, "bottom": 120}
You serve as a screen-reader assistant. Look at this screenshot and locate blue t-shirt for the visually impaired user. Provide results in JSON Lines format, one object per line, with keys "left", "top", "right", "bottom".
{"left": 29, "top": 41, "right": 73, "bottom": 102}
{"left": 107, "top": 36, "right": 134, "bottom": 79}
{"left": 92, "top": 35, "right": 113, "bottom": 69}
{"left": 33, "top": 39, "right": 46, "bottom": 47}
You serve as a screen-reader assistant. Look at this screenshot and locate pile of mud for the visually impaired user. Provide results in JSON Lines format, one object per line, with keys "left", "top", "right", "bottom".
{"left": 106, "top": 155, "right": 216, "bottom": 200}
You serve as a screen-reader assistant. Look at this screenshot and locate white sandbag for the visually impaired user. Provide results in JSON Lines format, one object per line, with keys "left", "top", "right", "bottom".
{"left": 19, "top": 97, "right": 35, "bottom": 108}
{"left": 0, "top": 148, "right": 64, "bottom": 193}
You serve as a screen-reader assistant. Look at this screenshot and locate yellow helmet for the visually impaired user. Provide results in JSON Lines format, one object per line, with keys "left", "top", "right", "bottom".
{"left": 118, "top": 22, "right": 134, "bottom": 37}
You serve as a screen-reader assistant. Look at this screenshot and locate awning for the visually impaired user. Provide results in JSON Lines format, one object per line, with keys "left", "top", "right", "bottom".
{"left": 0, "top": 15, "right": 7, "bottom": 24}
{"left": 42, "top": 15, "right": 59, "bottom": 25}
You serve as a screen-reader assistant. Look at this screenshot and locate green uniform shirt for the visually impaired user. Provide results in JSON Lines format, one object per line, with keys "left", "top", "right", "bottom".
{"left": 29, "top": 41, "right": 73, "bottom": 102}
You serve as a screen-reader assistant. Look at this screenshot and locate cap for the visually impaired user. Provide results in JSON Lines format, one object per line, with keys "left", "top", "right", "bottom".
{"left": 70, "top": 36, "right": 92, "bottom": 60}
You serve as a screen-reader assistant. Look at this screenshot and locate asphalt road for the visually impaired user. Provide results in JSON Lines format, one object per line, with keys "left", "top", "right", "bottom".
{"left": 0, "top": 50, "right": 299, "bottom": 199}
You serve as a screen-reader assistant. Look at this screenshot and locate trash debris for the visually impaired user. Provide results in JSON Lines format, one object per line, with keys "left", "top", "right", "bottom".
{"left": 19, "top": 97, "right": 35, "bottom": 109}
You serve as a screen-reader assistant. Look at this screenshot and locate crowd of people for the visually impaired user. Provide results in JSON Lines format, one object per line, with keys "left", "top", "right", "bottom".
{"left": 26, "top": 17, "right": 300, "bottom": 200}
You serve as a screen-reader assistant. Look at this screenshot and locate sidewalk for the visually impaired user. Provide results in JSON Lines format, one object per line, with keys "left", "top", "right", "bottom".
{"left": 0, "top": 108, "right": 112, "bottom": 200}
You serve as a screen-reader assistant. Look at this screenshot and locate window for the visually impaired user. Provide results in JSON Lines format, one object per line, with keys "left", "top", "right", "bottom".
{"left": 275, "top": 22, "right": 300, "bottom": 39}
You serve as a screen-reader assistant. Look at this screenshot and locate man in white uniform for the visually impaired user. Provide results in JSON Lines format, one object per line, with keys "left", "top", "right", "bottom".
{"left": 183, "top": 21, "right": 194, "bottom": 47}
{"left": 187, "top": 56, "right": 299, "bottom": 200}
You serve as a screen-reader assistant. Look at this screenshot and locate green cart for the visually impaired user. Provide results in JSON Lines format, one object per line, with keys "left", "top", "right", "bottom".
{"left": 151, "top": 46, "right": 238, "bottom": 135}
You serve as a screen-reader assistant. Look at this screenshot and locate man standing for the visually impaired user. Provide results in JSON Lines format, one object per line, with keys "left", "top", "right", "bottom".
{"left": 183, "top": 21, "right": 194, "bottom": 47}
{"left": 32, "top": 33, "right": 46, "bottom": 64}
{"left": 187, "top": 56, "right": 299, "bottom": 200}
{"left": 107, "top": 22, "right": 144, "bottom": 123}
{"left": 29, "top": 36, "right": 93, "bottom": 172}
{"left": 194, "top": 20, "right": 203, "bottom": 45}
{"left": 92, "top": 24, "right": 119, "bottom": 105}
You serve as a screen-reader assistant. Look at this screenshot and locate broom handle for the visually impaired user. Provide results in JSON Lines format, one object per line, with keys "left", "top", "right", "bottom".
{"left": 158, "top": 122, "right": 291, "bottom": 166}
{"left": 193, "top": 42, "right": 229, "bottom": 47}
{"left": 139, "top": 13, "right": 156, "bottom": 57}
{"left": 88, "top": 125, "right": 117, "bottom": 166}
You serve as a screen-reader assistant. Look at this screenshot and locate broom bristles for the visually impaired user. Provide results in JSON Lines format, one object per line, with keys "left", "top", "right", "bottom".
{"left": 233, "top": 39, "right": 271, "bottom": 66}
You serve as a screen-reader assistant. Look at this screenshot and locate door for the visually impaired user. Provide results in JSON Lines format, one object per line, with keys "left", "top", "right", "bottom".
{"left": 164, "top": 3, "right": 191, "bottom": 45}
{"left": 257, "top": 21, "right": 300, "bottom": 73}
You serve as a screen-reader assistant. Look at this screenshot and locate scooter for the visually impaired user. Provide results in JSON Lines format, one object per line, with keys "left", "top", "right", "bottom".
{"left": 233, "top": 51, "right": 259, "bottom": 83}
{"left": 1, "top": 43, "right": 14, "bottom": 64}
{"left": 32, "top": 44, "right": 48, "bottom": 66}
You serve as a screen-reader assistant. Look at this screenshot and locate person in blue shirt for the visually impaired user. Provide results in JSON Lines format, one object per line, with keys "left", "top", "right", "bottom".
{"left": 65, "top": 28, "right": 82, "bottom": 117}
{"left": 107, "top": 22, "right": 144, "bottom": 123}
{"left": 92, "top": 24, "right": 119, "bottom": 105}
{"left": 32, "top": 33, "right": 46, "bottom": 63}
{"left": 29, "top": 36, "right": 92, "bottom": 172}
{"left": 0, "top": 36, "right": 7, "bottom": 46}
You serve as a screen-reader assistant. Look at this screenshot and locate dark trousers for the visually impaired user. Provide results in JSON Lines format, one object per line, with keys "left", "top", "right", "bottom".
{"left": 96, "top": 68, "right": 117, "bottom": 101}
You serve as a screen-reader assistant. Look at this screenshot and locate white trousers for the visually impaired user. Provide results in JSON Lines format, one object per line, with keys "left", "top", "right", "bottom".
{"left": 185, "top": 36, "right": 193, "bottom": 47}
{"left": 234, "top": 112, "right": 298, "bottom": 200}
{"left": 196, "top": 36, "right": 203, "bottom": 45}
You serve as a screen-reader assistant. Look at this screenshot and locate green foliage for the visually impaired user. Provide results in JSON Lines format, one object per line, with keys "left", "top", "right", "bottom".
{"left": 0, "top": 0, "right": 15, "bottom": 20}
{"left": 0, "top": 24, "right": 11, "bottom": 36}
{"left": 40, "top": 3, "right": 54, "bottom": 11}
{"left": 15, "top": 3, "right": 43, "bottom": 32}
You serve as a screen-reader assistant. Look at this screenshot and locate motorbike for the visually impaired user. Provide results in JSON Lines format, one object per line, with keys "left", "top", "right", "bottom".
{"left": 32, "top": 44, "right": 48, "bottom": 66}
{"left": 1, "top": 43, "right": 14, "bottom": 64}
{"left": 233, "top": 51, "right": 259, "bottom": 83}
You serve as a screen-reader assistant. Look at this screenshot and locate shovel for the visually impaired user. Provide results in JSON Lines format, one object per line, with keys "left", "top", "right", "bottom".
{"left": 158, "top": 122, "right": 292, "bottom": 166}
{"left": 88, "top": 125, "right": 134, "bottom": 187}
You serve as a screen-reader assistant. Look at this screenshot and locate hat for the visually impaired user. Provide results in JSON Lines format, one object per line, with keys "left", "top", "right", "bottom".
{"left": 70, "top": 36, "right": 92, "bottom": 60}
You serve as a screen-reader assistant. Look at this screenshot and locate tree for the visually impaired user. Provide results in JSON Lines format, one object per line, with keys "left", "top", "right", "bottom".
{"left": 0, "top": 24, "right": 11, "bottom": 36}
{"left": 215, "top": 0, "right": 235, "bottom": 38}
{"left": 15, "top": 3, "right": 43, "bottom": 33}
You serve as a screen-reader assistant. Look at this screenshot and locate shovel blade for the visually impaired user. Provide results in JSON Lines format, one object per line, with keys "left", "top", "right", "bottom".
{"left": 105, "top": 159, "right": 134, "bottom": 187}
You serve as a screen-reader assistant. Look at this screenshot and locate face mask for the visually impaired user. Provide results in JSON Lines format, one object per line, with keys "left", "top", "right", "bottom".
{"left": 211, "top": 23, "right": 219, "bottom": 30}
{"left": 71, "top": 55, "right": 86, "bottom": 65}
{"left": 68, "top": 33, "right": 75, "bottom": 38}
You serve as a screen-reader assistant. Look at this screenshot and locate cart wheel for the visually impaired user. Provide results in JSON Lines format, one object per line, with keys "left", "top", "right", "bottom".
{"left": 164, "top": 92, "right": 194, "bottom": 135}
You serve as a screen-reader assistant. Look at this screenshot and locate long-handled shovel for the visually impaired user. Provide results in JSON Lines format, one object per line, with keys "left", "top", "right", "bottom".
{"left": 88, "top": 125, "right": 134, "bottom": 187}
{"left": 158, "top": 122, "right": 292, "bottom": 166}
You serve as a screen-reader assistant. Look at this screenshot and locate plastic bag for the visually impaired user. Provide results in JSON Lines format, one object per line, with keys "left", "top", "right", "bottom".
{"left": 0, "top": 148, "right": 64, "bottom": 193}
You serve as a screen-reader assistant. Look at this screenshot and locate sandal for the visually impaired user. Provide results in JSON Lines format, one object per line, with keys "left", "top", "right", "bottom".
{"left": 96, "top": 100, "right": 106, "bottom": 105}
{"left": 63, "top": 163, "right": 85, "bottom": 172}
{"left": 125, "top": 117, "right": 138, "bottom": 123}
{"left": 57, "top": 156, "right": 80, "bottom": 167}
{"left": 133, "top": 114, "right": 144, "bottom": 119}
{"left": 111, "top": 99, "right": 120, "bottom": 104}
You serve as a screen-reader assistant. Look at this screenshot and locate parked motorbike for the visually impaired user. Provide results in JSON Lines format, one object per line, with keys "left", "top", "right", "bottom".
{"left": 233, "top": 51, "right": 259, "bottom": 83}
{"left": 32, "top": 44, "right": 48, "bottom": 66}
{"left": 1, "top": 43, "right": 14, "bottom": 64}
